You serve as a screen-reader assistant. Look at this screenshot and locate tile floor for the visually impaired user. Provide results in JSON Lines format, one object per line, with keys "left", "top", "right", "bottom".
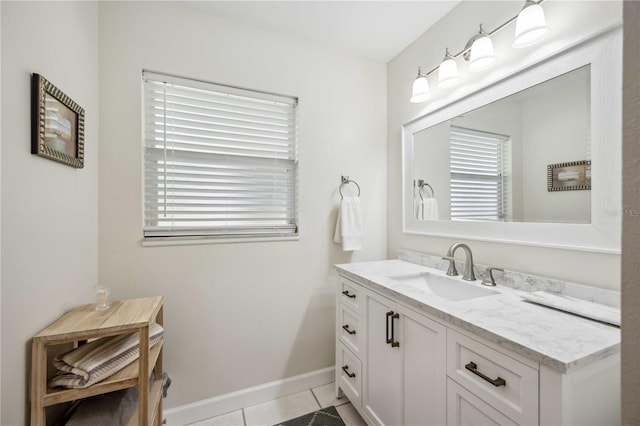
{"left": 188, "top": 382, "right": 367, "bottom": 426}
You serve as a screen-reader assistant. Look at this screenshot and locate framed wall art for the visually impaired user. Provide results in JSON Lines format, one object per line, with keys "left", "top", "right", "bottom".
{"left": 31, "top": 73, "right": 85, "bottom": 168}
{"left": 547, "top": 160, "right": 591, "bottom": 191}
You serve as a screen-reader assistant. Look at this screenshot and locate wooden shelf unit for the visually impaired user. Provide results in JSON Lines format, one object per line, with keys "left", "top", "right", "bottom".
{"left": 30, "top": 296, "right": 164, "bottom": 426}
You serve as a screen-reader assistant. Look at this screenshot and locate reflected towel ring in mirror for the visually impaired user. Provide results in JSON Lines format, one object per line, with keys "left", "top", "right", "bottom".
{"left": 416, "top": 180, "right": 435, "bottom": 201}
{"left": 340, "top": 176, "right": 361, "bottom": 199}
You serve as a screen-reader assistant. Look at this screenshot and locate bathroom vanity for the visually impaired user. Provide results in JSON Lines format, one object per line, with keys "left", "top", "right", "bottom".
{"left": 341, "top": 23, "right": 624, "bottom": 426}
{"left": 334, "top": 259, "right": 620, "bottom": 426}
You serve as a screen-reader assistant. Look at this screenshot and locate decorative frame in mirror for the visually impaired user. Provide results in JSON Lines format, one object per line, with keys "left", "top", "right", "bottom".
{"left": 402, "top": 28, "right": 621, "bottom": 254}
{"left": 547, "top": 160, "right": 591, "bottom": 192}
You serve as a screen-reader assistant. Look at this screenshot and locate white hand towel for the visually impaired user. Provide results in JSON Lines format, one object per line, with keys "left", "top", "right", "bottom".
{"left": 333, "top": 196, "right": 363, "bottom": 251}
{"left": 422, "top": 198, "right": 439, "bottom": 220}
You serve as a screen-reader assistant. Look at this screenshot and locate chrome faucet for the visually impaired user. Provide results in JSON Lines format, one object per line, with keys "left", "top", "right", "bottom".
{"left": 443, "top": 243, "right": 476, "bottom": 281}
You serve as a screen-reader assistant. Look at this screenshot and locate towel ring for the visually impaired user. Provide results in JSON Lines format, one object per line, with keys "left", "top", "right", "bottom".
{"left": 417, "top": 180, "right": 434, "bottom": 201}
{"left": 340, "top": 176, "right": 361, "bottom": 199}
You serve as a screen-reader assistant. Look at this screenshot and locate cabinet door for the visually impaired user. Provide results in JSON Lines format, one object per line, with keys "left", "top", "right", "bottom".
{"left": 364, "top": 291, "right": 447, "bottom": 426}
{"left": 402, "top": 306, "right": 447, "bottom": 426}
{"left": 364, "top": 293, "right": 402, "bottom": 426}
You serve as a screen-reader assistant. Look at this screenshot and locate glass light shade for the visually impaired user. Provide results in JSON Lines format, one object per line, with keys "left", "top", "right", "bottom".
{"left": 469, "top": 35, "right": 495, "bottom": 72}
{"left": 438, "top": 57, "right": 460, "bottom": 89}
{"left": 410, "top": 76, "right": 430, "bottom": 103}
{"left": 513, "top": 1, "right": 550, "bottom": 48}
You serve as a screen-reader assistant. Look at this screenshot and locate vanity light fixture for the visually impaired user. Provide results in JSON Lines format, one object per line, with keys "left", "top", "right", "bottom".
{"left": 410, "top": 67, "right": 430, "bottom": 103}
{"left": 438, "top": 48, "right": 460, "bottom": 89}
{"left": 409, "top": 0, "right": 548, "bottom": 103}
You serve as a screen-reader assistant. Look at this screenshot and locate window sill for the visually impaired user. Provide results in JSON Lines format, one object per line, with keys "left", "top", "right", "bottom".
{"left": 141, "top": 234, "right": 300, "bottom": 247}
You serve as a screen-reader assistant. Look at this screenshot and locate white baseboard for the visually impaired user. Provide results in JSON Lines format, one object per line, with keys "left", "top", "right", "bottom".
{"left": 164, "top": 366, "right": 335, "bottom": 426}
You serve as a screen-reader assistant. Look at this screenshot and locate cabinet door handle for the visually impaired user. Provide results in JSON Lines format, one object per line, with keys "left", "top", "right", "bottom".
{"left": 390, "top": 313, "right": 400, "bottom": 348}
{"left": 386, "top": 311, "right": 394, "bottom": 344}
{"left": 385, "top": 311, "right": 400, "bottom": 347}
{"left": 342, "top": 365, "right": 356, "bottom": 378}
{"left": 342, "top": 324, "right": 356, "bottom": 335}
{"left": 342, "top": 290, "right": 356, "bottom": 299}
{"left": 464, "top": 362, "right": 506, "bottom": 387}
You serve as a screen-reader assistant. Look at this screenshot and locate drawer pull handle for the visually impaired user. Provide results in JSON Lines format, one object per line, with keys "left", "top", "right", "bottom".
{"left": 342, "top": 365, "right": 356, "bottom": 378}
{"left": 342, "top": 290, "right": 356, "bottom": 299}
{"left": 465, "top": 362, "right": 506, "bottom": 387}
{"left": 342, "top": 324, "right": 356, "bottom": 335}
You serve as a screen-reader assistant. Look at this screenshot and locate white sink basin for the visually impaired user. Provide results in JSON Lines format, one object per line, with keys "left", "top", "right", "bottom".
{"left": 387, "top": 272, "right": 498, "bottom": 301}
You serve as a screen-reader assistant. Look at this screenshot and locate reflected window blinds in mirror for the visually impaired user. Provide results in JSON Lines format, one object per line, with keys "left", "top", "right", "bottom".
{"left": 450, "top": 127, "right": 510, "bottom": 222}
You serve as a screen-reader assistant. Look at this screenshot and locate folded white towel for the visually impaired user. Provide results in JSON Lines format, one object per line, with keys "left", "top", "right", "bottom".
{"left": 333, "top": 196, "right": 363, "bottom": 251}
{"left": 422, "top": 198, "right": 439, "bottom": 220}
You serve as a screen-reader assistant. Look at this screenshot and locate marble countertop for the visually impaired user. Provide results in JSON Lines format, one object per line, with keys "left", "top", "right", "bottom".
{"left": 335, "top": 260, "right": 620, "bottom": 373}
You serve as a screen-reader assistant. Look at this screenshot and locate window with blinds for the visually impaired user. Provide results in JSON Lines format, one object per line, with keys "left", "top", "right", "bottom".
{"left": 142, "top": 71, "right": 298, "bottom": 239}
{"left": 449, "top": 126, "right": 509, "bottom": 221}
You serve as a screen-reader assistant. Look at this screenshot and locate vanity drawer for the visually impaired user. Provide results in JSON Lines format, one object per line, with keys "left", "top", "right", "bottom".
{"left": 447, "top": 378, "right": 517, "bottom": 426}
{"left": 338, "top": 343, "right": 362, "bottom": 405}
{"left": 338, "top": 305, "right": 361, "bottom": 355}
{"left": 340, "top": 279, "right": 362, "bottom": 314}
{"left": 447, "top": 329, "right": 538, "bottom": 426}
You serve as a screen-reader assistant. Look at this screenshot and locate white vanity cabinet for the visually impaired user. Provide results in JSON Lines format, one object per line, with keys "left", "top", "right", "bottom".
{"left": 335, "top": 277, "right": 448, "bottom": 426}
{"left": 335, "top": 272, "right": 620, "bottom": 426}
{"left": 363, "top": 286, "right": 447, "bottom": 426}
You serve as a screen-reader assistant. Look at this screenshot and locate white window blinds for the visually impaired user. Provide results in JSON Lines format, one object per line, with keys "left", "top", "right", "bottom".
{"left": 449, "top": 126, "right": 508, "bottom": 221}
{"left": 142, "top": 71, "right": 298, "bottom": 239}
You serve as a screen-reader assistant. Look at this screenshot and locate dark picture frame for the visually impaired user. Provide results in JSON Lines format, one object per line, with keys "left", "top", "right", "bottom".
{"left": 31, "top": 73, "right": 85, "bottom": 168}
{"left": 547, "top": 160, "right": 591, "bottom": 191}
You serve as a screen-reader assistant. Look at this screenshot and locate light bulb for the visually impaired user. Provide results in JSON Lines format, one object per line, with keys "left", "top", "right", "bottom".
{"left": 513, "top": 0, "right": 550, "bottom": 48}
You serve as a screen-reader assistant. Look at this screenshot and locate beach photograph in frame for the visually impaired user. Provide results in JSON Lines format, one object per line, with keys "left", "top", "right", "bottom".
{"left": 547, "top": 160, "right": 591, "bottom": 191}
{"left": 31, "top": 73, "right": 85, "bottom": 168}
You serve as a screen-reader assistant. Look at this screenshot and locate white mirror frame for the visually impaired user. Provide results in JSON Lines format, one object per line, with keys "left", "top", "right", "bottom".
{"left": 403, "top": 28, "right": 622, "bottom": 254}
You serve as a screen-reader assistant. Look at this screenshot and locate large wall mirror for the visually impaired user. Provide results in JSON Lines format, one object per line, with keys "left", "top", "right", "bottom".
{"left": 402, "top": 28, "right": 621, "bottom": 253}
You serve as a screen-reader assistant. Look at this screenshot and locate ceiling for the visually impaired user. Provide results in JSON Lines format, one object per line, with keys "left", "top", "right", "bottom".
{"left": 180, "top": 1, "right": 461, "bottom": 63}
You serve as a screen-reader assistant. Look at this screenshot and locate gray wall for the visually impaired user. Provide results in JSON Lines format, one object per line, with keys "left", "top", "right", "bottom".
{"left": 622, "top": 2, "right": 640, "bottom": 424}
